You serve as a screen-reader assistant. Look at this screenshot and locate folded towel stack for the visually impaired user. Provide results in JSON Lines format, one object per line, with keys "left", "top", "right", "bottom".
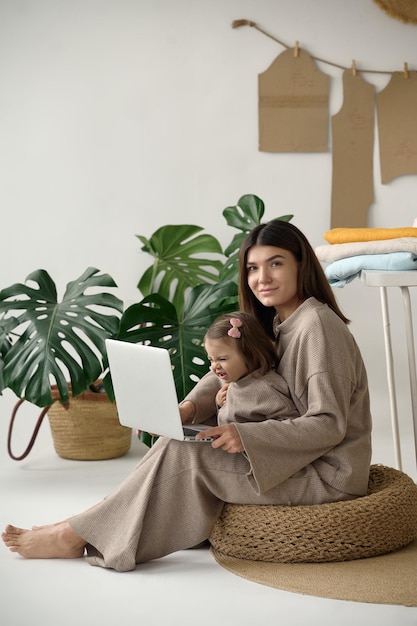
{"left": 316, "top": 228, "right": 417, "bottom": 288}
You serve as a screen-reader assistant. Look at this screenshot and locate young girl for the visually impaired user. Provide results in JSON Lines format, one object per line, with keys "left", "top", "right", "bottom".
{"left": 204, "top": 311, "right": 297, "bottom": 424}
{"left": 203, "top": 312, "right": 299, "bottom": 489}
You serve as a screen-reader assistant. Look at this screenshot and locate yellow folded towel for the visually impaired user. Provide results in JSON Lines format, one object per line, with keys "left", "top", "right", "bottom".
{"left": 324, "top": 227, "right": 417, "bottom": 244}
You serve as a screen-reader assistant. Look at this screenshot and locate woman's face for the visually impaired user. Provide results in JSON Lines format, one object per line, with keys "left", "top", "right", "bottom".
{"left": 246, "top": 245, "right": 302, "bottom": 321}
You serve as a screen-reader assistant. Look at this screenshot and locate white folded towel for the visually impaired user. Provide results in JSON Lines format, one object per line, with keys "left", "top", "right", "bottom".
{"left": 315, "top": 237, "right": 417, "bottom": 264}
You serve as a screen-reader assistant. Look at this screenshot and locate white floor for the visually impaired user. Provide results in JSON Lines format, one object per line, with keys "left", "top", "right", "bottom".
{"left": 1, "top": 399, "right": 417, "bottom": 626}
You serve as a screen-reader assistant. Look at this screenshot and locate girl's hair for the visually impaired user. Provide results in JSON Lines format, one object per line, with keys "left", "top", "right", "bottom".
{"left": 204, "top": 311, "right": 276, "bottom": 376}
{"left": 238, "top": 220, "right": 349, "bottom": 336}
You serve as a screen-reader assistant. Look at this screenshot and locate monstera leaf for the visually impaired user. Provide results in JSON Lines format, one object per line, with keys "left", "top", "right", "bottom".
{"left": 220, "top": 194, "right": 293, "bottom": 283}
{"left": 115, "top": 280, "right": 238, "bottom": 401}
{"left": 136, "top": 224, "right": 224, "bottom": 317}
{"left": 0, "top": 315, "right": 18, "bottom": 393}
{"left": 0, "top": 267, "right": 123, "bottom": 407}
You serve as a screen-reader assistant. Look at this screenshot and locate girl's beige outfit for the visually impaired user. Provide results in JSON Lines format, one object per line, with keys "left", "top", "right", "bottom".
{"left": 69, "top": 298, "right": 372, "bottom": 571}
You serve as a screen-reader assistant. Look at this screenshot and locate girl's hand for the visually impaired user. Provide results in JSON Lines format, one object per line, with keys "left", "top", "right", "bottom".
{"left": 196, "top": 423, "right": 243, "bottom": 453}
{"left": 216, "top": 383, "right": 229, "bottom": 408}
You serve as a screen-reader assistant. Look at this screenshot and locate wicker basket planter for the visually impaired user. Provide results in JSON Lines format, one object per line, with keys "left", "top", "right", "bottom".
{"left": 7, "top": 383, "right": 132, "bottom": 462}
{"left": 47, "top": 387, "right": 132, "bottom": 461}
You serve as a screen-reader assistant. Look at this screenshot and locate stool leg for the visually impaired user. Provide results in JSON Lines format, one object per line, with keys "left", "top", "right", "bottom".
{"left": 401, "top": 286, "right": 417, "bottom": 473}
{"left": 380, "top": 286, "right": 402, "bottom": 470}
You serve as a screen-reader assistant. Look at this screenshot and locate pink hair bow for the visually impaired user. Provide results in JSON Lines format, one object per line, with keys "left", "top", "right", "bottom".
{"left": 228, "top": 317, "right": 243, "bottom": 338}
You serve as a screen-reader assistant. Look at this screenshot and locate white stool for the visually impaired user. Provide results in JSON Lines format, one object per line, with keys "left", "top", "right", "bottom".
{"left": 361, "top": 269, "right": 417, "bottom": 471}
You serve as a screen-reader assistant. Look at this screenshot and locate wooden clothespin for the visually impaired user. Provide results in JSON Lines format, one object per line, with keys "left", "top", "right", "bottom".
{"left": 294, "top": 41, "right": 299, "bottom": 57}
{"left": 404, "top": 62, "right": 409, "bottom": 78}
{"left": 351, "top": 60, "right": 357, "bottom": 76}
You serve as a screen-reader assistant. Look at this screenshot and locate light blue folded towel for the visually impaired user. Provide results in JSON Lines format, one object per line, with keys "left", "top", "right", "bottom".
{"left": 325, "top": 252, "right": 417, "bottom": 287}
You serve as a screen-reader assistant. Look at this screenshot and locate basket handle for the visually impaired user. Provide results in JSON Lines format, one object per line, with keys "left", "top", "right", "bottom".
{"left": 7, "top": 398, "right": 54, "bottom": 461}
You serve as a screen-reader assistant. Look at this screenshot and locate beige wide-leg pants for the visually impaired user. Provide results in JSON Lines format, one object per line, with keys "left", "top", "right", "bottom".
{"left": 69, "top": 437, "right": 347, "bottom": 571}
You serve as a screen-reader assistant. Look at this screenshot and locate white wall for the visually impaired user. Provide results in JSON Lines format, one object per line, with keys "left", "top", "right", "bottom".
{"left": 0, "top": 0, "right": 416, "bottom": 474}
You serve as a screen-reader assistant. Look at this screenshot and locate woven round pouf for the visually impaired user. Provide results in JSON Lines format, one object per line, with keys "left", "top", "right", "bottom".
{"left": 209, "top": 465, "right": 417, "bottom": 563}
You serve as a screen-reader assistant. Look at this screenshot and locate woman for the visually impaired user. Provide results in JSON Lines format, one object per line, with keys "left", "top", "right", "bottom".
{"left": 2, "top": 220, "right": 372, "bottom": 571}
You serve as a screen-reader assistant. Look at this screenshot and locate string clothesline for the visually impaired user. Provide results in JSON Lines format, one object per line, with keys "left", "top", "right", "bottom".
{"left": 232, "top": 19, "right": 412, "bottom": 77}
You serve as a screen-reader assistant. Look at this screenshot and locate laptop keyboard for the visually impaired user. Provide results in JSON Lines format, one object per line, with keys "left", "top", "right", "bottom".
{"left": 183, "top": 427, "right": 200, "bottom": 436}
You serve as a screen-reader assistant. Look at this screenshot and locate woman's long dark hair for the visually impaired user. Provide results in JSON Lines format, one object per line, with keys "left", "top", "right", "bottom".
{"left": 238, "top": 220, "right": 349, "bottom": 336}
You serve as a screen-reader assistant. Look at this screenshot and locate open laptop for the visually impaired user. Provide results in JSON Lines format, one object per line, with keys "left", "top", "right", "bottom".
{"left": 105, "top": 339, "right": 214, "bottom": 442}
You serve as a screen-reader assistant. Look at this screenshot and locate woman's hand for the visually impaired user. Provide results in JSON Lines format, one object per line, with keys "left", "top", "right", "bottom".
{"left": 179, "top": 401, "right": 195, "bottom": 424}
{"left": 196, "top": 423, "right": 244, "bottom": 453}
{"left": 216, "top": 383, "right": 229, "bottom": 408}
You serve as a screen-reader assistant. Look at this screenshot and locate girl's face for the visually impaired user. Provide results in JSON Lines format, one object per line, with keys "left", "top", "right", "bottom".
{"left": 205, "top": 337, "right": 249, "bottom": 384}
{"left": 246, "top": 245, "right": 302, "bottom": 321}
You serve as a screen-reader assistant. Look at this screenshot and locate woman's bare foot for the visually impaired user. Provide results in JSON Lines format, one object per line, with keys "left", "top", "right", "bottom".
{"left": 1, "top": 523, "right": 86, "bottom": 559}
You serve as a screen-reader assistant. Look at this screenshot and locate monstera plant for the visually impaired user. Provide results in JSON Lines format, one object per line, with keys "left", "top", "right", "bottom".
{"left": 117, "top": 194, "right": 291, "bottom": 450}
{"left": 0, "top": 268, "right": 124, "bottom": 407}
{"left": 0, "top": 194, "right": 292, "bottom": 417}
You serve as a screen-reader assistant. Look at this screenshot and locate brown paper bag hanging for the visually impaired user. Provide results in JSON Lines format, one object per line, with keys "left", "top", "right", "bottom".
{"left": 331, "top": 70, "right": 375, "bottom": 228}
{"left": 376, "top": 71, "right": 417, "bottom": 184}
{"left": 258, "top": 47, "right": 330, "bottom": 153}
